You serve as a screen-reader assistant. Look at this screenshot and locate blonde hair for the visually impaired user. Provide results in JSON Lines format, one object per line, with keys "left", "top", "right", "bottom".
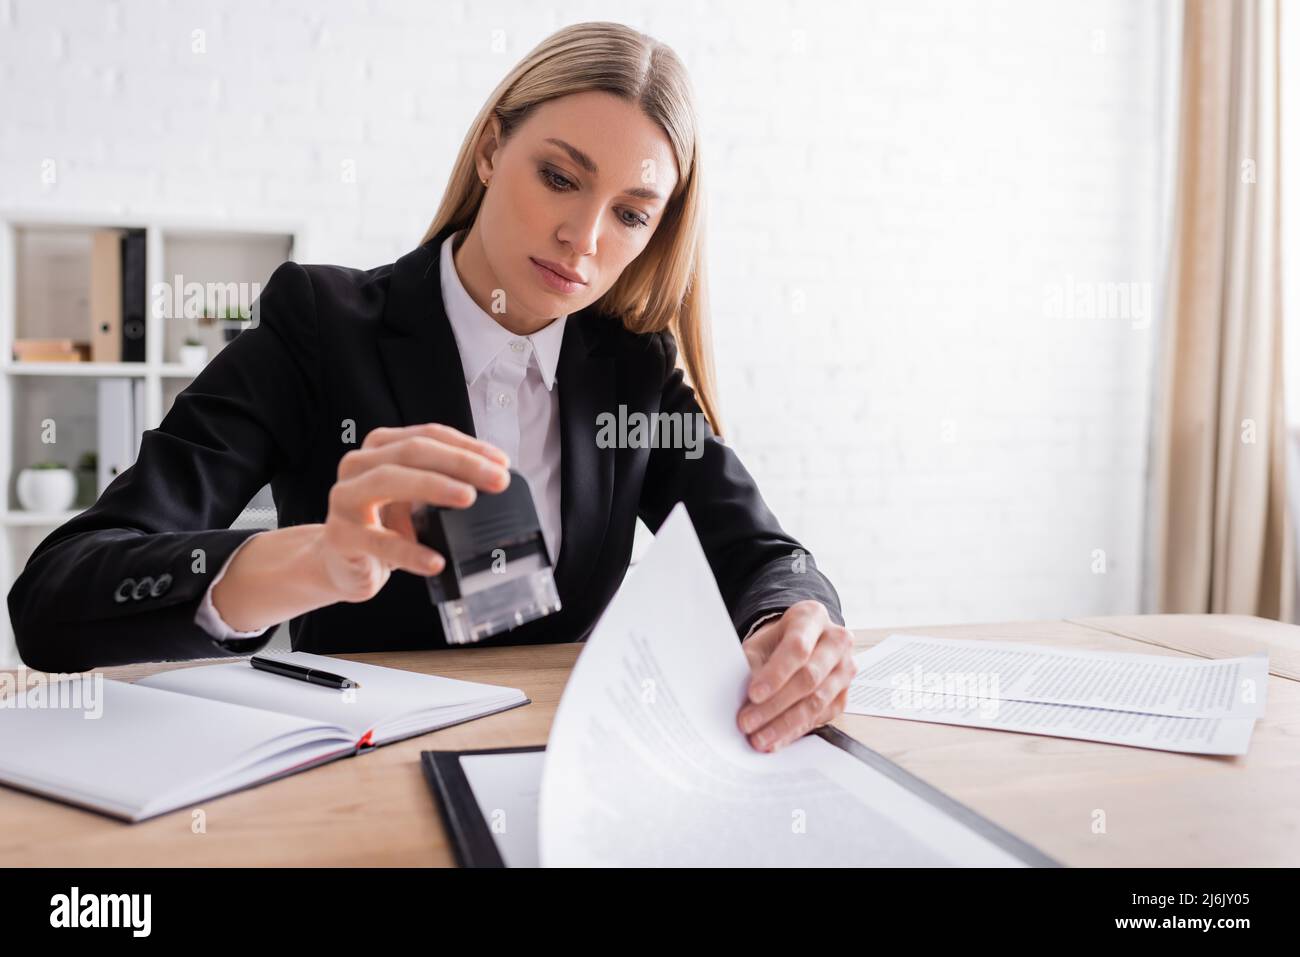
{"left": 418, "top": 21, "right": 722, "bottom": 435}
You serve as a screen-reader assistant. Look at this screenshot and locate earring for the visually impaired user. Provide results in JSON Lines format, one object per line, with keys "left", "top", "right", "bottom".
{"left": 481, "top": 176, "right": 488, "bottom": 187}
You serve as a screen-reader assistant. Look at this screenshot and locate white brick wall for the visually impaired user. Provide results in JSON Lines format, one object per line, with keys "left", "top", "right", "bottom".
{"left": 0, "top": 0, "right": 1176, "bottom": 630}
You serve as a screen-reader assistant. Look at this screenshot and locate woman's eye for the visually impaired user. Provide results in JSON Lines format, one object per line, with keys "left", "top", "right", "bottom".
{"left": 618, "top": 209, "right": 649, "bottom": 230}
{"left": 539, "top": 167, "right": 573, "bottom": 192}
{"left": 540, "top": 166, "right": 647, "bottom": 230}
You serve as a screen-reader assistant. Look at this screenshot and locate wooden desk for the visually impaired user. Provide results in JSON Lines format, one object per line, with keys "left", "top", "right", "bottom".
{"left": 1, "top": 614, "right": 1296, "bottom": 866}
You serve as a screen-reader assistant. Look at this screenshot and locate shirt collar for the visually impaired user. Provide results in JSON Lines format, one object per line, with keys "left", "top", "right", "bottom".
{"left": 439, "top": 230, "right": 567, "bottom": 391}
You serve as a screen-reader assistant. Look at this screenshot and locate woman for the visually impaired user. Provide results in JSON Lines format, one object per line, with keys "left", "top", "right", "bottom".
{"left": 8, "top": 22, "right": 854, "bottom": 753}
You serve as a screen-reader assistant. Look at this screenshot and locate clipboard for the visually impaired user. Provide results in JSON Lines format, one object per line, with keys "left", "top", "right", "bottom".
{"left": 420, "top": 725, "right": 1060, "bottom": 867}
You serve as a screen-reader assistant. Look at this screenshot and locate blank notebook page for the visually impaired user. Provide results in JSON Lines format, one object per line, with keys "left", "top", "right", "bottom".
{"left": 137, "top": 652, "right": 525, "bottom": 744}
{"left": 0, "top": 679, "right": 353, "bottom": 820}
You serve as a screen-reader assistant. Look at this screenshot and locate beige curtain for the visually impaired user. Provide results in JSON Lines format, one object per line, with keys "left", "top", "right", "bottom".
{"left": 1149, "top": 0, "right": 1291, "bottom": 618}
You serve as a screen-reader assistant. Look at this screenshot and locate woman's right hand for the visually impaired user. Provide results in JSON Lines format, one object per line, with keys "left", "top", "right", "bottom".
{"left": 317, "top": 423, "right": 511, "bottom": 603}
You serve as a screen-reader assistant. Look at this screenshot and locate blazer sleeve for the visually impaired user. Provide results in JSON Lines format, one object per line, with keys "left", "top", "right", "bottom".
{"left": 636, "top": 330, "right": 845, "bottom": 640}
{"left": 6, "top": 261, "right": 324, "bottom": 673}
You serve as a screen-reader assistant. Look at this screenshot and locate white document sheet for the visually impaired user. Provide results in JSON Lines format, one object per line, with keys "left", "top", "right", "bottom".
{"left": 846, "top": 684, "right": 1258, "bottom": 755}
{"left": 537, "top": 504, "right": 1034, "bottom": 867}
{"left": 852, "top": 634, "right": 1268, "bottom": 719}
{"left": 846, "top": 635, "right": 1266, "bottom": 755}
{"left": 459, "top": 750, "right": 546, "bottom": 868}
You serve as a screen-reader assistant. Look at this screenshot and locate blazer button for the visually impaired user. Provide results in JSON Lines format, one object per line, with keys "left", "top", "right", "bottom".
{"left": 114, "top": 578, "right": 135, "bottom": 603}
{"left": 132, "top": 576, "right": 154, "bottom": 601}
{"left": 150, "top": 573, "right": 173, "bottom": 598}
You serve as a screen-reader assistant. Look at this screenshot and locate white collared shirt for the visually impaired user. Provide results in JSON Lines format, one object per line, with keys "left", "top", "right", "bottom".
{"left": 194, "top": 229, "right": 567, "bottom": 642}
{"left": 438, "top": 229, "right": 566, "bottom": 564}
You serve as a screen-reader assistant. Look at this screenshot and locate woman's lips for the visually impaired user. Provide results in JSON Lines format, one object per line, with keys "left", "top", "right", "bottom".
{"left": 530, "top": 257, "right": 585, "bottom": 294}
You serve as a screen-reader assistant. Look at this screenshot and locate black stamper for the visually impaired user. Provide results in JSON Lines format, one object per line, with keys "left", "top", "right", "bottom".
{"left": 411, "top": 469, "right": 562, "bottom": 645}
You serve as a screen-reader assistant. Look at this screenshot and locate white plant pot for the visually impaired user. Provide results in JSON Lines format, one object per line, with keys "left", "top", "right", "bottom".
{"left": 16, "top": 468, "right": 77, "bottom": 513}
{"left": 180, "top": 344, "right": 209, "bottom": 368}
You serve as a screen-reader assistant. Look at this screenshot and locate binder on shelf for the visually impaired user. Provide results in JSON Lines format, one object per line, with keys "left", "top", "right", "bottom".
{"left": 87, "top": 228, "right": 146, "bottom": 363}
{"left": 132, "top": 378, "right": 146, "bottom": 459}
{"left": 96, "top": 379, "right": 135, "bottom": 495}
{"left": 120, "top": 229, "right": 146, "bottom": 363}
{"left": 89, "top": 230, "right": 123, "bottom": 363}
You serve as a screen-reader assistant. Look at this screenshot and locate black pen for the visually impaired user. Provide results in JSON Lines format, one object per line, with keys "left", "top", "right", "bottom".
{"left": 250, "top": 655, "right": 362, "bottom": 689}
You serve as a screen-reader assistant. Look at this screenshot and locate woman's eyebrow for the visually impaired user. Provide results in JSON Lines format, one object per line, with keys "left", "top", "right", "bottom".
{"left": 543, "top": 137, "right": 665, "bottom": 202}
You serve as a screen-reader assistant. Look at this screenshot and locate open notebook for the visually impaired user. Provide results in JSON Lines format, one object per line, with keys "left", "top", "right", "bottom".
{"left": 0, "top": 652, "right": 528, "bottom": 822}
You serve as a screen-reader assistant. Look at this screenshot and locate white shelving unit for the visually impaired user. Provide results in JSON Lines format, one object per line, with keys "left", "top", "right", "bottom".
{"left": 0, "top": 210, "right": 304, "bottom": 667}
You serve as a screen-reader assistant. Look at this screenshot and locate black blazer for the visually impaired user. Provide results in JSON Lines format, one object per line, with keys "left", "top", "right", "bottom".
{"left": 8, "top": 223, "right": 843, "bottom": 673}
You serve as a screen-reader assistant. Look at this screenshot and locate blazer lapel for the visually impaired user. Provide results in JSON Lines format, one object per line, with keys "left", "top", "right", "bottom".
{"left": 553, "top": 315, "right": 616, "bottom": 602}
{"left": 377, "top": 227, "right": 617, "bottom": 607}
{"left": 377, "top": 232, "right": 476, "bottom": 436}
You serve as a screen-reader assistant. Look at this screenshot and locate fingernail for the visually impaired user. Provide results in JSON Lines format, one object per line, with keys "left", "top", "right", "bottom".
{"left": 740, "top": 711, "right": 758, "bottom": 734}
{"left": 750, "top": 682, "right": 770, "bottom": 703}
{"left": 754, "top": 730, "right": 772, "bottom": 749}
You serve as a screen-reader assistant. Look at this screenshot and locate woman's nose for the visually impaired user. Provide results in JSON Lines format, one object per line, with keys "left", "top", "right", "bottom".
{"left": 557, "top": 208, "right": 601, "bottom": 257}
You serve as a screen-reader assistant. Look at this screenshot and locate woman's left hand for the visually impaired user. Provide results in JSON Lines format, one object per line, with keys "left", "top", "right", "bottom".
{"left": 738, "top": 600, "right": 856, "bottom": 752}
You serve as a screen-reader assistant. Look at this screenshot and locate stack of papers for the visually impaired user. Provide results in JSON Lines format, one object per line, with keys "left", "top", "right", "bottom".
{"left": 534, "top": 505, "right": 1049, "bottom": 866}
{"left": 847, "top": 634, "right": 1267, "bottom": 755}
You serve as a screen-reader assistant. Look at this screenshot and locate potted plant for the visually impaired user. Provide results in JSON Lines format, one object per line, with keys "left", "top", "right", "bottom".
{"left": 75, "top": 450, "right": 97, "bottom": 507}
{"left": 221, "top": 305, "right": 252, "bottom": 342}
{"left": 16, "top": 461, "right": 77, "bottom": 513}
{"left": 180, "top": 336, "right": 208, "bottom": 368}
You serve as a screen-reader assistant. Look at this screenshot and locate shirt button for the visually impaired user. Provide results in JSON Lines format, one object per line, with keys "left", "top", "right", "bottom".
{"left": 496, "top": 392, "right": 512, "bottom": 407}
{"left": 510, "top": 340, "right": 526, "bottom": 353}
